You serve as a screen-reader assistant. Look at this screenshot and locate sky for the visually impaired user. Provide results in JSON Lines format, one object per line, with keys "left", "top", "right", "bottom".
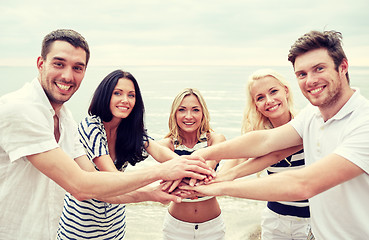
{"left": 1, "top": 0, "right": 369, "bottom": 67}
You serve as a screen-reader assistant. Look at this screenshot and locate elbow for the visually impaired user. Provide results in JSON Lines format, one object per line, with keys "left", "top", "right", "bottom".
{"left": 290, "top": 179, "right": 317, "bottom": 200}
{"left": 64, "top": 174, "right": 94, "bottom": 201}
{"left": 69, "top": 189, "right": 91, "bottom": 201}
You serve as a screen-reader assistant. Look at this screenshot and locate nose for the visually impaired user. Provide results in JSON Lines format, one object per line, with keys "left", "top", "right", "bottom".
{"left": 306, "top": 73, "right": 318, "bottom": 87}
{"left": 265, "top": 94, "right": 274, "bottom": 104}
{"left": 184, "top": 110, "right": 192, "bottom": 118}
{"left": 120, "top": 94, "right": 128, "bottom": 103}
{"left": 61, "top": 67, "right": 73, "bottom": 82}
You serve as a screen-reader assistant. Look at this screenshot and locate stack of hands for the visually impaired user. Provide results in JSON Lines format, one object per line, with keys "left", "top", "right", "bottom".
{"left": 148, "top": 154, "right": 231, "bottom": 205}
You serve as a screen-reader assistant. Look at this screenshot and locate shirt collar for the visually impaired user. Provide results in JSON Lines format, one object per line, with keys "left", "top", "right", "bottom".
{"left": 31, "top": 78, "right": 59, "bottom": 117}
{"left": 329, "top": 88, "right": 360, "bottom": 121}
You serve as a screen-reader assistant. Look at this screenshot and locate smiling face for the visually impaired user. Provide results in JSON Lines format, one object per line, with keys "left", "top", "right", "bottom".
{"left": 175, "top": 94, "right": 203, "bottom": 134}
{"left": 250, "top": 76, "right": 291, "bottom": 126}
{"left": 109, "top": 78, "right": 136, "bottom": 121}
{"left": 37, "top": 40, "right": 87, "bottom": 111}
{"left": 294, "top": 48, "right": 346, "bottom": 109}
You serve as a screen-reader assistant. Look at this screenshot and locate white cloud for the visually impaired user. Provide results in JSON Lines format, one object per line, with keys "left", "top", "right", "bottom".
{"left": 1, "top": 0, "right": 369, "bottom": 66}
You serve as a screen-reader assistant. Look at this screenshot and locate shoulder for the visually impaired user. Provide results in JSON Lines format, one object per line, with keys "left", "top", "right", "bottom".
{"left": 79, "top": 115, "right": 103, "bottom": 128}
{"left": 158, "top": 137, "right": 175, "bottom": 151}
{"left": 79, "top": 116, "right": 105, "bottom": 137}
{"left": 207, "top": 132, "right": 226, "bottom": 146}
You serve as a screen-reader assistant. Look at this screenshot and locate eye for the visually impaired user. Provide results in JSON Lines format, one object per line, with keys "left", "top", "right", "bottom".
{"left": 178, "top": 108, "right": 185, "bottom": 112}
{"left": 53, "top": 62, "right": 64, "bottom": 68}
{"left": 256, "top": 96, "right": 264, "bottom": 102}
{"left": 270, "top": 89, "right": 278, "bottom": 95}
{"left": 316, "top": 66, "right": 324, "bottom": 72}
{"left": 128, "top": 93, "right": 135, "bottom": 98}
{"left": 193, "top": 108, "right": 200, "bottom": 112}
{"left": 73, "top": 66, "right": 84, "bottom": 72}
{"left": 113, "top": 91, "right": 121, "bottom": 96}
{"left": 296, "top": 72, "right": 306, "bottom": 79}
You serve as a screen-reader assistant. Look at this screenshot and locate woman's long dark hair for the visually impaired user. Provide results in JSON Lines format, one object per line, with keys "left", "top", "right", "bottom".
{"left": 88, "top": 70, "right": 148, "bottom": 168}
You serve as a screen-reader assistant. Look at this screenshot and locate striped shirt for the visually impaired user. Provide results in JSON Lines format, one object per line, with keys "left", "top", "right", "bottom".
{"left": 174, "top": 133, "right": 217, "bottom": 203}
{"left": 57, "top": 115, "right": 127, "bottom": 239}
{"left": 266, "top": 149, "right": 310, "bottom": 218}
{"left": 173, "top": 134, "right": 208, "bottom": 156}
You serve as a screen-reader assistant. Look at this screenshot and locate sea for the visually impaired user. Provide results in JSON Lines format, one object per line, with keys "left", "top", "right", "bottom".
{"left": 1, "top": 65, "right": 369, "bottom": 239}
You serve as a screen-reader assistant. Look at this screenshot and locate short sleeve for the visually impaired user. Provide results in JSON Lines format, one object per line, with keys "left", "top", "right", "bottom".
{"left": 78, "top": 116, "right": 109, "bottom": 161}
{"left": 289, "top": 105, "right": 315, "bottom": 139}
{"left": 0, "top": 102, "right": 58, "bottom": 162}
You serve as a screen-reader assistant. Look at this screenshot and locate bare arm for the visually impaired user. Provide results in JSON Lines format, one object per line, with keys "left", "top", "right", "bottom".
{"left": 27, "top": 148, "right": 214, "bottom": 201}
{"left": 183, "top": 153, "right": 364, "bottom": 201}
{"left": 193, "top": 124, "right": 302, "bottom": 161}
{"left": 216, "top": 145, "right": 303, "bottom": 182}
{"left": 146, "top": 138, "right": 178, "bottom": 162}
{"left": 206, "top": 132, "right": 226, "bottom": 169}
{"left": 75, "top": 154, "right": 182, "bottom": 204}
{"left": 218, "top": 158, "right": 246, "bottom": 174}
{"left": 99, "top": 183, "right": 183, "bottom": 204}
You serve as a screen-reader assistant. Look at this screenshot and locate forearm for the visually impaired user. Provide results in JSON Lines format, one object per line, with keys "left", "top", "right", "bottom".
{"left": 97, "top": 186, "right": 153, "bottom": 204}
{"left": 233, "top": 145, "right": 303, "bottom": 178}
{"left": 75, "top": 165, "right": 163, "bottom": 200}
{"left": 216, "top": 170, "right": 309, "bottom": 201}
{"left": 29, "top": 148, "right": 212, "bottom": 201}
{"left": 148, "top": 139, "right": 178, "bottom": 163}
{"left": 28, "top": 148, "right": 162, "bottom": 201}
{"left": 196, "top": 131, "right": 272, "bottom": 161}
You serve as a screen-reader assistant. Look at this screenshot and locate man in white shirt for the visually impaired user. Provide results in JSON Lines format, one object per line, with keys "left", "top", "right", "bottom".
{"left": 0, "top": 29, "right": 214, "bottom": 240}
{"left": 184, "top": 30, "right": 369, "bottom": 239}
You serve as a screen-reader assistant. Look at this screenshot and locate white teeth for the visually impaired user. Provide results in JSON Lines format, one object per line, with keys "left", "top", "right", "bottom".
{"left": 310, "top": 87, "right": 323, "bottom": 94}
{"left": 184, "top": 122, "right": 195, "bottom": 125}
{"left": 56, "top": 83, "right": 71, "bottom": 91}
{"left": 268, "top": 105, "right": 278, "bottom": 111}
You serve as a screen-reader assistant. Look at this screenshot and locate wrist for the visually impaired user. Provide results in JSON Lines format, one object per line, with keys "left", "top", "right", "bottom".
{"left": 151, "top": 163, "right": 165, "bottom": 181}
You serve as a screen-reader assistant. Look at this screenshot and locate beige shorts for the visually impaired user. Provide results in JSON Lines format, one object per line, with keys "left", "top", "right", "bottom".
{"left": 261, "top": 207, "right": 310, "bottom": 240}
{"left": 162, "top": 211, "right": 225, "bottom": 240}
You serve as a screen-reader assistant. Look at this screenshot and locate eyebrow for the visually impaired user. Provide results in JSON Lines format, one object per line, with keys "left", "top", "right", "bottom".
{"left": 52, "top": 56, "right": 86, "bottom": 68}
{"left": 295, "top": 62, "right": 324, "bottom": 73}
{"left": 114, "top": 88, "right": 135, "bottom": 93}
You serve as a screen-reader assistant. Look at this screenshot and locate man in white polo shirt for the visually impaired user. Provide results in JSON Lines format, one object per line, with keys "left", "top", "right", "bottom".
{"left": 0, "top": 29, "right": 214, "bottom": 240}
{"left": 184, "top": 30, "right": 369, "bottom": 240}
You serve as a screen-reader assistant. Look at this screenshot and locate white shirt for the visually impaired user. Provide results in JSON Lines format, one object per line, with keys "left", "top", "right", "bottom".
{"left": 290, "top": 89, "right": 369, "bottom": 240}
{"left": 0, "top": 78, "right": 85, "bottom": 240}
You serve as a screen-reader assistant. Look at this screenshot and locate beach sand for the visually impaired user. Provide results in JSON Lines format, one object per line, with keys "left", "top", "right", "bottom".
{"left": 125, "top": 196, "right": 265, "bottom": 240}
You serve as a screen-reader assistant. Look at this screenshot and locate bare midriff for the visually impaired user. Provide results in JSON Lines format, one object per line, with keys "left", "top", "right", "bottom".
{"left": 168, "top": 197, "right": 221, "bottom": 223}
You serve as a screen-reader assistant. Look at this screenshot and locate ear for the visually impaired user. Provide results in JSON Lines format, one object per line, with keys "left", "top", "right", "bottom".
{"left": 284, "top": 85, "right": 289, "bottom": 97}
{"left": 36, "top": 56, "right": 44, "bottom": 73}
{"left": 339, "top": 58, "right": 348, "bottom": 78}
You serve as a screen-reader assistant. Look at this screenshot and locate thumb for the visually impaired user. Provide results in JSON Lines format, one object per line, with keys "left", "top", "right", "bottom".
{"left": 172, "top": 196, "right": 182, "bottom": 204}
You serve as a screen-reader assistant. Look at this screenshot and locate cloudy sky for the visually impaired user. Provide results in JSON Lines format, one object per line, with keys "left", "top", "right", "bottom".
{"left": 1, "top": 0, "right": 369, "bottom": 67}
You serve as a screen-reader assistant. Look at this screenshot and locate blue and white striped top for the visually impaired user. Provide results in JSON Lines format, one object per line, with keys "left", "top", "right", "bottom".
{"left": 266, "top": 149, "right": 310, "bottom": 218}
{"left": 56, "top": 115, "right": 128, "bottom": 239}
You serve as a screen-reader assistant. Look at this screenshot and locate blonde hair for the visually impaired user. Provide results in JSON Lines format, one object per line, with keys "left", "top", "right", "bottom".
{"left": 165, "top": 88, "right": 212, "bottom": 145}
{"left": 241, "top": 69, "right": 296, "bottom": 134}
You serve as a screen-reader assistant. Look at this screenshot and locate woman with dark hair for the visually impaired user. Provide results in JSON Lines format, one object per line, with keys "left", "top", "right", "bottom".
{"left": 56, "top": 70, "right": 185, "bottom": 239}
{"left": 87, "top": 70, "right": 148, "bottom": 169}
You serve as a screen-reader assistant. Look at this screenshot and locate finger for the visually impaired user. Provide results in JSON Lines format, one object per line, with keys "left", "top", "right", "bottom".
{"left": 182, "top": 171, "right": 208, "bottom": 181}
{"left": 189, "top": 178, "right": 197, "bottom": 187}
{"left": 161, "top": 180, "right": 173, "bottom": 191}
{"left": 183, "top": 164, "right": 214, "bottom": 177}
{"left": 160, "top": 192, "right": 182, "bottom": 204}
{"left": 195, "top": 180, "right": 205, "bottom": 186}
{"left": 168, "top": 179, "right": 182, "bottom": 193}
